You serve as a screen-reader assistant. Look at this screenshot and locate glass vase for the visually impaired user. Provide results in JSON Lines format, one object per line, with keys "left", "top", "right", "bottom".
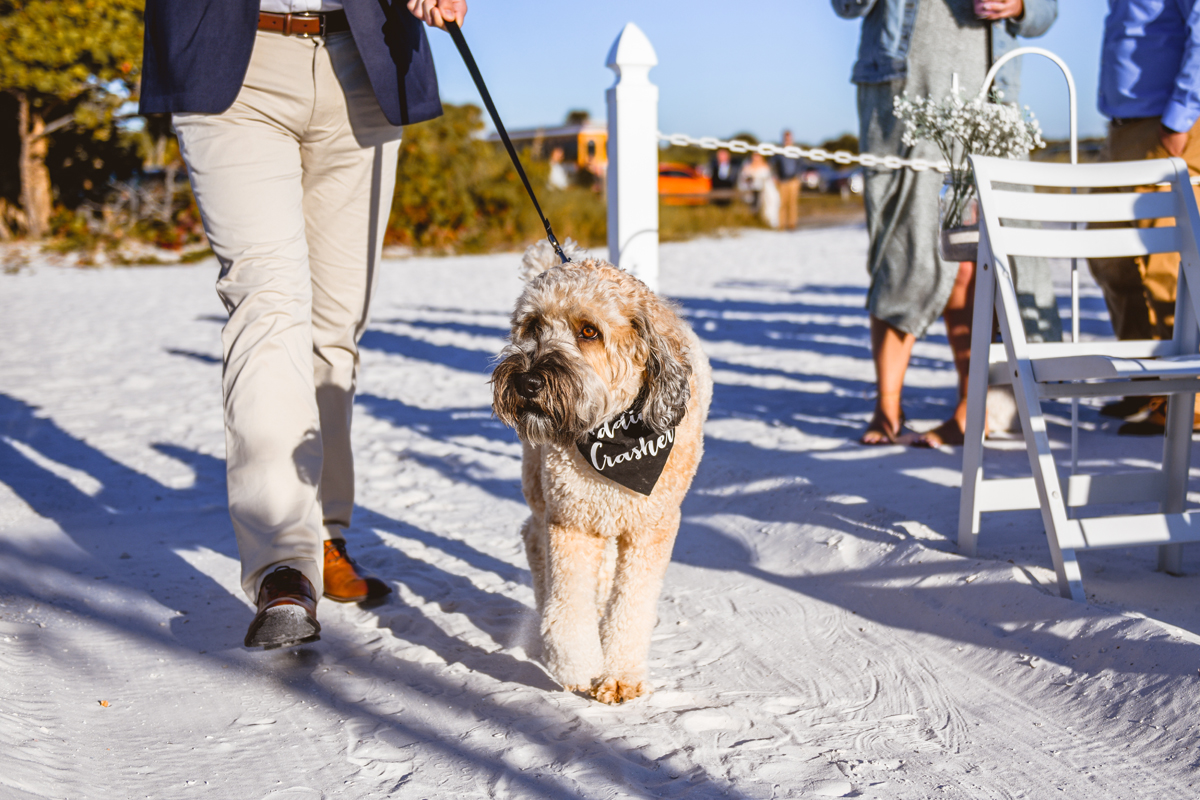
{"left": 938, "top": 171, "right": 979, "bottom": 263}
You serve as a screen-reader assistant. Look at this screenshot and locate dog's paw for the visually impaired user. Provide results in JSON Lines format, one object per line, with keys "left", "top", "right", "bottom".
{"left": 559, "top": 682, "right": 592, "bottom": 695}
{"left": 547, "top": 659, "right": 601, "bottom": 694}
{"left": 590, "top": 676, "right": 650, "bottom": 705}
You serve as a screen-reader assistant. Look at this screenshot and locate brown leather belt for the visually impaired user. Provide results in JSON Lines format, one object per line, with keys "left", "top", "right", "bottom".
{"left": 258, "top": 10, "right": 349, "bottom": 37}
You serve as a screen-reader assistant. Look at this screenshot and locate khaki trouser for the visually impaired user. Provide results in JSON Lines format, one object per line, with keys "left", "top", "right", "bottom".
{"left": 1088, "top": 116, "right": 1200, "bottom": 340}
{"left": 778, "top": 177, "right": 800, "bottom": 230}
{"left": 174, "top": 30, "right": 402, "bottom": 601}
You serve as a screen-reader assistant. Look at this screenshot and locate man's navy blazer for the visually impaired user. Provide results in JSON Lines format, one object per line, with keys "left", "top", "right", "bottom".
{"left": 139, "top": 0, "right": 443, "bottom": 126}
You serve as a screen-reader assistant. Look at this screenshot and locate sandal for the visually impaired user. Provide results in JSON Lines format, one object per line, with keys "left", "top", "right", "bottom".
{"left": 914, "top": 418, "right": 966, "bottom": 448}
{"left": 860, "top": 408, "right": 907, "bottom": 445}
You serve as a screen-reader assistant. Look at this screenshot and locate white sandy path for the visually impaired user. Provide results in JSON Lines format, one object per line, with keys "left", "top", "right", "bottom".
{"left": 2, "top": 227, "right": 1200, "bottom": 799}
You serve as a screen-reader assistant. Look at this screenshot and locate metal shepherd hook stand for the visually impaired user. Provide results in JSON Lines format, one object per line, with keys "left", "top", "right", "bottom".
{"left": 444, "top": 20, "right": 570, "bottom": 265}
{"left": 978, "top": 47, "right": 1081, "bottom": 485}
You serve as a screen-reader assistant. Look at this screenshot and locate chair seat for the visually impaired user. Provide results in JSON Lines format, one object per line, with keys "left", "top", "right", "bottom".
{"left": 1031, "top": 353, "right": 1200, "bottom": 383}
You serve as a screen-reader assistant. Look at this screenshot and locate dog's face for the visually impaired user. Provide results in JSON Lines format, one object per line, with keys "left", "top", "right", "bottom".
{"left": 492, "top": 259, "right": 692, "bottom": 447}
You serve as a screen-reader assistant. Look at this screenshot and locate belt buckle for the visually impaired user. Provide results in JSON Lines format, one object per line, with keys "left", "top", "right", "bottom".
{"left": 286, "top": 12, "right": 323, "bottom": 37}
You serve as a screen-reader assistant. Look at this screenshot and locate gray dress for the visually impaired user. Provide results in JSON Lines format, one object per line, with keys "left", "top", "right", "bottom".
{"left": 857, "top": 0, "right": 1062, "bottom": 342}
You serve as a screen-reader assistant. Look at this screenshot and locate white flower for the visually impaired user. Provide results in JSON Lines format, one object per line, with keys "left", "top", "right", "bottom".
{"left": 893, "top": 86, "right": 1045, "bottom": 229}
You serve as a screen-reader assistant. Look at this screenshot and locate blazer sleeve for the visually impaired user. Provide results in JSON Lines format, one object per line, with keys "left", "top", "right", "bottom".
{"left": 831, "top": 0, "right": 877, "bottom": 20}
{"left": 1007, "top": 0, "right": 1057, "bottom": 40}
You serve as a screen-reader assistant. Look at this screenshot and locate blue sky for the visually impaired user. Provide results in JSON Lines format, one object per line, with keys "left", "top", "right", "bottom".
{"left": 426, "top": 0, "right": 1108, "bottom": 145}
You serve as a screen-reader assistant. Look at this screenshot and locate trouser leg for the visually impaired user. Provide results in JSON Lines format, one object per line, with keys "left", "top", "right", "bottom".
{"left": 174, "top": 32, "right": 325, "bottom": 600}
{"left": 175, "top": 133, "right": 325, "bottom": 599}
{"left": 779, "top": 178, "right": 799, "bottom": 229}
{"left": 1088, "top": 256, "right": 1154, "bottom": 340}
{"left": 1094, "top": 117, "right": 1200, "bottom": 341}
{"left": 304, "top": 32, "right": 403, "bottom": 541}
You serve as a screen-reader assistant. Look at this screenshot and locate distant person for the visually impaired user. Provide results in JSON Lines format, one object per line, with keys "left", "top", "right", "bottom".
{"left": 547, "top": 147, "right": 569, "bottom": 190}
{"left": 1087, "top": 0, "right": 1200, "bottom": 433}
{"left": 710, "top": 149, "right": 738, "bottom": 206}
{"left": 739, "top": 152, "right": 781, "bottom": 228}
{"left": 585, "top": 153, "right": 607, "bottom": 194}
{"left": 772, "top": 130, "right": 803, "bottom": 229}
{"left": 833, "top": 0, "right": 1057, "bottom": 447}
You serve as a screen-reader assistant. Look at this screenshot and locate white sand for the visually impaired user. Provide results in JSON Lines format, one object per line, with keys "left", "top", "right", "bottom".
{"left": 2, "top": 226, "right": 1199, "bottom": 799}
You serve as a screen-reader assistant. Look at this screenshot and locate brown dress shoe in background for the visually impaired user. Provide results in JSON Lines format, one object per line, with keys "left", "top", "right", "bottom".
{"left": 1099, "top": 395, "right": 1158, "bottom": 419}
{"left": 323, "top": 539, "right": 392, "bottom": 604}
{"left": 1117, "top": 396, "right": 1200, "bottom": 436}
{"left": 243, "top": 566, "right": 321, "bottom": 650}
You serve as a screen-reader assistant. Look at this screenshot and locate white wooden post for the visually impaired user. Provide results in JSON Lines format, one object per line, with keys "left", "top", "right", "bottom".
{"left": 606, "top": 22, "right": 659, "bottom": 292}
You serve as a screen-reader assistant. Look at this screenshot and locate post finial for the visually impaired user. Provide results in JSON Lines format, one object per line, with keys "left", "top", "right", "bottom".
{"left": 606, "top": 22, "right": 658, "bottom": 71}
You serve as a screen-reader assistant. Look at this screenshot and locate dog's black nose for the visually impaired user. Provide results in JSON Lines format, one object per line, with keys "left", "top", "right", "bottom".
{"left": 514, "top": 372, "right": 543, "bottom": 399}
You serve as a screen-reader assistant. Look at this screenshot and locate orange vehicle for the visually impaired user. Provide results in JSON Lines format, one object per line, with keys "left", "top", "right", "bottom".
{"left": 658, "top": 162, "right": 711, "bottom": 205}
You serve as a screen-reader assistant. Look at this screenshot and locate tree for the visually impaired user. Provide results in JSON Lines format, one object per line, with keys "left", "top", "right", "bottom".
{"left": 0, "top": 1, "right": 143, "bottom": 237}
{"left": 820, "top": 133, "right": 860, "bottom": 155}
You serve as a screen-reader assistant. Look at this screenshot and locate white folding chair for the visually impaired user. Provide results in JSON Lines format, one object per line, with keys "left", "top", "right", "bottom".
{"left": 959, "top": 154, "right": 1200, "bottom": 601}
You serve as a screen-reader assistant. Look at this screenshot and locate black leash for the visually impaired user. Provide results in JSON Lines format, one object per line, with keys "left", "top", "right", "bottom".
{"left": 444, "top": 20, "right": 569, "bottom": 265}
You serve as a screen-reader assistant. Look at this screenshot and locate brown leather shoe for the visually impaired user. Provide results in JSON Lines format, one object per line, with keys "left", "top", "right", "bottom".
{"left": 323, "top": 539, "right": 392, "bottom": 604}
{"left": 1117, "top": 396, "right": 1200, "bottom": 436}
{"left": 1099, "top": 395, "right": 1159, "bottom": 419}
{"left": 243, "top": 566, "right": 321, "bottom": 650}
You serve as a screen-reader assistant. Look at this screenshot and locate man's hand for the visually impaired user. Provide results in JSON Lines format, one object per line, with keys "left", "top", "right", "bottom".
{"left": 407, "top": 0, "right": 467, "bottom": 29}
{"left": 974, "top": 0, "right": 1024, "bottom": 20}
{"left": 1161, "top": 125, "right": 1189, "bottom": 158}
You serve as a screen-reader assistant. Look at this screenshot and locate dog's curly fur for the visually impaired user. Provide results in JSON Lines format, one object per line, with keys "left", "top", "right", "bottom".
{"left": 492, "top": 241, "right": 712, "bottom": 704}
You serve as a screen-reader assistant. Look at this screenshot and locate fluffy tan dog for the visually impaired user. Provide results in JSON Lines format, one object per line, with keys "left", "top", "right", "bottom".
{"left": 492, "top": 241, "right": 712, "bottom": 704}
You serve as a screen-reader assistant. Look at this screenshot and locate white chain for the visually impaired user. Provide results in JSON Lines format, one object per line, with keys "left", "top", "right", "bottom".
{"left": 660, "top": 131, "right": 1200, "bottom": 185}
{"left": 659, "top": 131, "right": 949, "bottom": 173}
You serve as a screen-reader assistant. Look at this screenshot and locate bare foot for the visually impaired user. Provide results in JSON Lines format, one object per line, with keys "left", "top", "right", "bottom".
{"left": 860, "top": 407, "right": 907, "bottom": 445}
{"left": 914, "top": 418, "right": 965, "bottom": 448}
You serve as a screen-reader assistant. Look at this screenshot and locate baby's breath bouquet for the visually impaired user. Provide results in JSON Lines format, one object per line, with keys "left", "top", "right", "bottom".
{"left": 894, "top": 87, "right": 1045, "bottom": 231}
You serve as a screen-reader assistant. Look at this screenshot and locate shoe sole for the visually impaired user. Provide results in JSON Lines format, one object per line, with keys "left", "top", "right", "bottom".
{"left": 245, "top": 605, "right": 321, "bottom": 650}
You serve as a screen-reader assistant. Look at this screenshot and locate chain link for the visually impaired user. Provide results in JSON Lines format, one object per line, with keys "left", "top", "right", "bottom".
{"left": 659, "top": 131, "right": 950, "bottom": 173}
{"left": 659, "top": 131, "right": 1200, "bottom": 185}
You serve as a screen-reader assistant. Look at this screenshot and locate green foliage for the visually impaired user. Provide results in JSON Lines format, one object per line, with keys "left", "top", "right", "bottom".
{"left": 1, "top": 0, "right": 144, "bottom": 235}
{"left": 660, "top": 201, "right": 766, "bottom": 242}
{"left": 658, "top": 144, "right": 710, "bottom": 168}
{"left": 45, "top": 181, "right": 205, "bottom": 256}
{"left": 389, "top": 104, "right": 606, "bottom": 252}
{"left": 819, "top": 133, "right": 859, "bottom": 154}
{"left": 48, "top": 125, "right": 143, "bottom": 207}
{"left": 0, "top": 1, "right": 142, "bottom": 101}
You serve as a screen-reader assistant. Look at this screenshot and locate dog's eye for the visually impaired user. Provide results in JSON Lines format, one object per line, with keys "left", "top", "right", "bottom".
{"left": 578, "top": 323, "right": 600, "bottom": 341}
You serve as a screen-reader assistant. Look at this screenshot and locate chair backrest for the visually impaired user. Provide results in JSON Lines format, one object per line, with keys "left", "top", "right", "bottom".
{"left": 971, "top": 154, "right": 1200, "bottom": 352}
{"left": 970, "top": 155, "right": 1200, "bottom": 262}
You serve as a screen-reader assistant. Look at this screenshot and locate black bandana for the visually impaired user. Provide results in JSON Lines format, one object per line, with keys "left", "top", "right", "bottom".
{"left": 576, "top": 400, "right": 675, "bottom": 496}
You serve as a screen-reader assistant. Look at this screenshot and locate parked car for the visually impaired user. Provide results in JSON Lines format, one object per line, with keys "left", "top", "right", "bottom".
{"left": 658, "top": 162, "right": 711, "bottom": 205}
{"left": 832, "top": 167, "right": 864, "bottom": 199}
{"left": 800, "top": 163, "right": 836, "bottom": 193}
{"left": 800, "top": 163, "right": 863, "bottom": 198}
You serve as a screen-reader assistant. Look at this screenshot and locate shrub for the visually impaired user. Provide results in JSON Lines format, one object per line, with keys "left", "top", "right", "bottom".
{"left": 388, "top": 104, "right": 606, "bottom": 252}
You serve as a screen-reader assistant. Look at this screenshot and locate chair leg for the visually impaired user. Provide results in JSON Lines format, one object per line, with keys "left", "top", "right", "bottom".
{"left": 992, "top": 258, "right": 1085, "bottom": 601}
{"left": 1158, "top": 545, "right": 1184, "bottom": 575}
{"left": 1158, "top": 389, "right": 1195, "bottom": 576}
{"left": 1050, "top": 546, "right": 1086, "bottom": 601}
{"left": 958, "top": 261, "right": 996, "bottom": 557}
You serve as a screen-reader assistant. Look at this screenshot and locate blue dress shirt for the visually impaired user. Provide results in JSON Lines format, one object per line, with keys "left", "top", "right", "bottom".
{"left": 1099, "top": 0, "right": 1200, "bottom": 132}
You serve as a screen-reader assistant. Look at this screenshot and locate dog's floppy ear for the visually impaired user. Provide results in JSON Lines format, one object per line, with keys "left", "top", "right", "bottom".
{"left": 519, "top": 238, "right": 582, "bottom": 283}
{"left": 635, "top": 302, "right": 693, "bottom": 434}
